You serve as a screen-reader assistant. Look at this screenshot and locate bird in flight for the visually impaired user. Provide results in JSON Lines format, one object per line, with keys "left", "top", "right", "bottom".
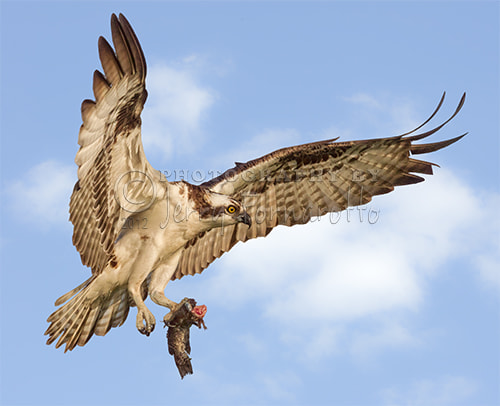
{"left": 45, "top": 13, "right": 466, "bottom": 352}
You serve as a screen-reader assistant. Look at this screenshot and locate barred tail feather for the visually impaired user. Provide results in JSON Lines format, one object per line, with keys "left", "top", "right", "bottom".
{"left": 45, "top": 276, "right": 130, "bottom": 352}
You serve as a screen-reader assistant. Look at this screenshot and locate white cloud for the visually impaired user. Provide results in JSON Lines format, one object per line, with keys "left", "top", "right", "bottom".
{"left": 382, "top": 375, "right": 478, "bottom": 406}
{"left": 6, "top": 160, "right": 75, "bottom": 228}
{"left": 142, "top": 59, "right": 217, "bottom": 161}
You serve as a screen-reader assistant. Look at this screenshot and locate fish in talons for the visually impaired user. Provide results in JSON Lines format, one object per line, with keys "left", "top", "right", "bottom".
{"left": 164, "top": 298, "right": 207, "bottom": 379}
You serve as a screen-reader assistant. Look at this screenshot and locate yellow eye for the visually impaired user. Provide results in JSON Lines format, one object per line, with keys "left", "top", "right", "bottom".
{"left": 226, "top": 205, "right": 237, "bottom": 214}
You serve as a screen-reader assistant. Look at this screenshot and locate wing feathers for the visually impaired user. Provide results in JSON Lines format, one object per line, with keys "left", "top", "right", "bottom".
{"left": 410, "top": 133, "right": 467, "bottom": 155}
{"left": 393, "top": 173, "right": 425, "bottom": 186}
{"left": 111, "top": 14, "right": 134, "bottom": 76}
{"left": 80, "top": 99, "right": 97, "bottom": 125}
{"left": 406, "top": 158, "right": 434, "bottom": 175}
{"left": 174, "top": 93, "right": 466, "bottom": 280}
{"left": 404, "top": 93, "right": 466, "bottom": 142}
{"left": 118, "top": 14, "right": 147, "bottom": 79}
{"left": 97, "top": 36, "right": 123, "bottom": 85}
{"left": 92, "top": 70, "right": 111, "bottom": 102}
{"left": 70, "top": 14, "right": 155, "bottom": 275}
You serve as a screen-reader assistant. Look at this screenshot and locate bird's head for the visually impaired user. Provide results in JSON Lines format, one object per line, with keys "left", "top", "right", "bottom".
{"left": 185, "top": 184, "right": 251, "bottom": 231}
{"left": 184, "top": 183, "right": 251, "bottom": 231}
{"left": 201, "top": 191, "right": 251, "bottom": 229}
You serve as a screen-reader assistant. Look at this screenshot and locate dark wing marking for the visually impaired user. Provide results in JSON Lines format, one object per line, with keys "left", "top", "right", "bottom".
{"left": 172, "top": 92, "right": 466, "bottom": 279}
{"left": 70, "top": 14, "right": 157, "bottom": 274}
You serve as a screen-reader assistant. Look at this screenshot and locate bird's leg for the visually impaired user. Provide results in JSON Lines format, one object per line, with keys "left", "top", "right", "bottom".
{"left": 148, "top": 252, "right": 184, "bottom": 323}
{"left": 128, "top": 254, "right": 158, "bottom": 336}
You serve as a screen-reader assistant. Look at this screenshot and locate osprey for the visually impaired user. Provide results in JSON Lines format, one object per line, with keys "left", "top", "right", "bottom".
{"left": 45, "top": 14, "right": 466, "bottom": 352}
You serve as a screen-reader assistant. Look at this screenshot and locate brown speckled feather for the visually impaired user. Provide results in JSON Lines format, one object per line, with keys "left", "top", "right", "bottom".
{"left": 172, "top": 93, "right": 466, "bottom": 280}
{"left": 46, "top": 14, "right": 155, "bottom": 352}
{"left": 69, "top": 14, "right": 154, "bottom": 275}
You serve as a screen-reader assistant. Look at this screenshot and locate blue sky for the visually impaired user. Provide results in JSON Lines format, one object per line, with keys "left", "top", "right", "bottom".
{"left": 1, "top": 1, "right": 499, "bottom": 405}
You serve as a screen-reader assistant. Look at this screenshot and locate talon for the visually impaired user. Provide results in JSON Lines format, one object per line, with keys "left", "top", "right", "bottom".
{"left": 163, "top": 313, "right": 172, "bottom": 327}
{"left": 163, "top": 307, "right": 179, "bottom": 327}
{"left": 163, "top": 300, "right": 184, "bottom": 327}
{"left": 136, "top": 308, "right": 156, "bottom": 336}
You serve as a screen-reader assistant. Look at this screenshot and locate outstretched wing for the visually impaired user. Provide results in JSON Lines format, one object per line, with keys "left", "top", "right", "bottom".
{"left": 172, "top": 93, "right": 466, "bottom": 280}
{"left": 70, "top": 14, "right": 157, "bottom": 274}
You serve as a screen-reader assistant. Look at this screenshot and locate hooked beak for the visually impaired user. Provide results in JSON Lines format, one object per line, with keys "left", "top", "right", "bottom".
{"left": 237, "top": 212, "right": 252, "bottom": 227}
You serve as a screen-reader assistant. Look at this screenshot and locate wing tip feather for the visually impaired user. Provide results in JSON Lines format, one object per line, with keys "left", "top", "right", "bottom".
{"left": 410, "top": 133, "right": 467, "bottom": 155}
